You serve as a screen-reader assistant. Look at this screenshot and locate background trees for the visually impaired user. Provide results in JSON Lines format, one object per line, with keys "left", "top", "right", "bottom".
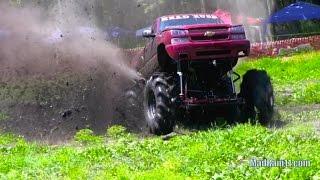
{"left": 6, "top": 0, "right": 320, "bottom": 46}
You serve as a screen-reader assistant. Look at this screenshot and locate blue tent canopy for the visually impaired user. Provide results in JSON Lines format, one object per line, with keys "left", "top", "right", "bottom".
{"left": 266, "top": 2, "right": 320, "bottom": 23}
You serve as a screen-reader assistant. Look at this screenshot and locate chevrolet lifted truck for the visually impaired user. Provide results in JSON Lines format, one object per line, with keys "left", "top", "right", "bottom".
{"left": 132, "top": 14, "right": 274, "bottom": 135}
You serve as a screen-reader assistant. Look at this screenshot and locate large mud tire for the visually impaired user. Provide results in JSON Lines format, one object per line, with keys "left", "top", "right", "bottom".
{"left": 144, "top": 73, "right": 176, "bottom": 135}
{"left": 239, "top": 69, "right": 274, "bottom": 125}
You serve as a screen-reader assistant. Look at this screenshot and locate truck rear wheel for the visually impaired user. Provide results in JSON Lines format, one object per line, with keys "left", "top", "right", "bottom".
{"left": 143, "top": 73, "right": 176, "bottom": 135}
{"left": 239, "top": 69, "right": 274, "bottom": 125}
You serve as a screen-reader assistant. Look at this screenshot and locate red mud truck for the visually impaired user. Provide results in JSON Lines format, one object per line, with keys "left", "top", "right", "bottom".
{"left": 131, "top": 14, "right": 274, "bottom": 135}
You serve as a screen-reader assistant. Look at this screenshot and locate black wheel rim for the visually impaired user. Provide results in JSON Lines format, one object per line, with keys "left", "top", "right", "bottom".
{"left": 147, "top": 90, "right": 156, "bottom": 120}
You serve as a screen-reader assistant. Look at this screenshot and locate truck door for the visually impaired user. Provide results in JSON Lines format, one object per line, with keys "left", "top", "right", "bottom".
{"left": 149, "top": 22, "right": 158, "bottom": 61}
{"left": 139, "top": 21, "right": 159, "bottom": 76}
{"left": 144, "top": 21, "right": 157, "bottom": 62}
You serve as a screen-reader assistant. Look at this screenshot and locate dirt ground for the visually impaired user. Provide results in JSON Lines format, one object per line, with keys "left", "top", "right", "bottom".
{"left": 0, "top": 61, "right": 147, "bottom": 143}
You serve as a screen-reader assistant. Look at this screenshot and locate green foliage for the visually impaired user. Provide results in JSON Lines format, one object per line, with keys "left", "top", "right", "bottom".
{"left": 107, "top": 125, "right": 127, "bottom": 138}
{"left": 74, "top": 129, "right": 104, "bottom": 145}
{"left": 0, "top": 133, "right": 21, "bottom": 145}
{"left": 0, "top": 124, "right": 319, "bottom": 179}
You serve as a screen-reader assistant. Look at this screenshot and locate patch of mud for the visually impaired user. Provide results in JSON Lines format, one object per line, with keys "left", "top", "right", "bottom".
{"left": 314, "top": 121, "right": 320, "bottom": 134}
{"left": 268, "top": 105, "right": 320, "bottom": 129}
{"left": 0, "top": 3, "right": 145, "bottom": 143}
{"left": 113, "top": 84, "right": 147, "bottom": 134}
{"left": 278, "top": 104, "right": 320, "bottom": 114}
{"left": 0, "top": 67, "right": 146, "bottom": 143}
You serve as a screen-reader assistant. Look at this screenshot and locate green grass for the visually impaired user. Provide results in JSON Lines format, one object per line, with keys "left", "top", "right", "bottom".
{"left": 1, "top": 52, "right": 320, "bottom": 179}
{"left": 0, "top": 125, "right": 319, "bottom": 179}
{"left": 236, "top": 51, "right": 320, "bottom": 105}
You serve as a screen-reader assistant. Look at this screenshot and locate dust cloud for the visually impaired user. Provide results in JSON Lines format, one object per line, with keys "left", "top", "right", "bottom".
{"left": 0, "top": 2, "right": 142, "bottom": 142}
{"left": 216, "top": 0, "right": 274, "bottom": 42}
{"left": 0, "top": 2, "right": 139, "bottom": 80}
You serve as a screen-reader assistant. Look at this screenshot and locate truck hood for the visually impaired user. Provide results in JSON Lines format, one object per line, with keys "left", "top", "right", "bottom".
{"left": 162, "top": 24, "right": 231, "bottom": 31}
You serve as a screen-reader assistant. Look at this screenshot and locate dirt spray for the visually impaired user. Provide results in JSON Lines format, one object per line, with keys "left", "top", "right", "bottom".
{"left": 0, "top": 2, "right": 142, "bottom": 142}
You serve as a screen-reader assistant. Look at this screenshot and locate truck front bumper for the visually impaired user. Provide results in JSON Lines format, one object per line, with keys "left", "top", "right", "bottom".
{"left": 166, "top": 40, "right": 250, "bottom": 61}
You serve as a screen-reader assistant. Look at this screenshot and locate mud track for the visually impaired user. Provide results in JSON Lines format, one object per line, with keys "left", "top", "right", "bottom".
{"left": 0, "top": 69, "right": 147, "bottom": 143}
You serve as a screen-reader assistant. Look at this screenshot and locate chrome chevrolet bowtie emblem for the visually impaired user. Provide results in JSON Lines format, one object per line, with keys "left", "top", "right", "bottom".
{"left": 204, "top": 31, "right": 215, "bottom": 37}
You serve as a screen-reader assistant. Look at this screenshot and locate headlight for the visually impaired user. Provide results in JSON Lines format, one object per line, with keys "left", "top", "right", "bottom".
{"left": 230, "top": 25, "right": 246, "bottom": 40}
{"left": 230, "top": 34, "right": 246, "bottom": 40}
{"left": 171, "top": 38, "right": 189, "bottom": 44}
{"left": 230, "top": 25, "right": 245, "bottom": 33}
{"left": 171, "top": 30, "right": 188, "bottom": 37}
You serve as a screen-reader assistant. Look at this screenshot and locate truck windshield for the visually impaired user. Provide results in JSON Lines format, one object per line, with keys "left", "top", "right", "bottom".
{"left": 160, "top": 15, "right": 224, "bottom": 31}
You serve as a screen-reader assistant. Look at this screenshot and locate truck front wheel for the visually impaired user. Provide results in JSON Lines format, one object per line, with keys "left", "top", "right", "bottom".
{"left": 143, "top": 73, "right": 176, "bottom": 135}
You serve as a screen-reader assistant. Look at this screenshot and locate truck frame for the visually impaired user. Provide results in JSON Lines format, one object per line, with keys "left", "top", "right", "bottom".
{"left": 131, "top": 14, "right": 274, "bottom": 135}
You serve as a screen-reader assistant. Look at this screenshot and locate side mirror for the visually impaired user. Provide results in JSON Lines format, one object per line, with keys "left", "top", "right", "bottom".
{"left": 142, "top": 29, "right": 155, "bottom": 38}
